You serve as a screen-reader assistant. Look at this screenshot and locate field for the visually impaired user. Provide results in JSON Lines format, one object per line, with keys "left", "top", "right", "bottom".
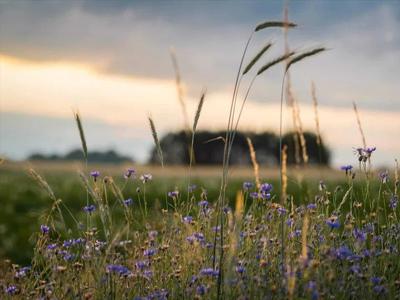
{"left": 1, "top": 159, "right": 398, "bottom": 299}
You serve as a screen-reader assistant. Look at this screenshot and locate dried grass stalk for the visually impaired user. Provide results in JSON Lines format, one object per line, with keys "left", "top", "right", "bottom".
{"left": 301, "top": 214, "right": 309, "bottom": 260}
{"left": 311, "top": 81, "right": 322, "bottom": 146}
{"left": 353, "top": 102, "right": 367, "bottom": 149}
{"left": 246, "top": 137, "right": 260, "bottom": 189}
{"left": 281, "top": 145, "right": 288, "bottom": 203}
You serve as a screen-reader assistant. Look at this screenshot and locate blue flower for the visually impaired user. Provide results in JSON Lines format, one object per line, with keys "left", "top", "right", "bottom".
{"left": 389, "top": 195, "right": 398, "bottom": 209}
{"left": 353, "top": 228, "right": 366, "bottom": 242}
{"left": 243, "top": 181, "right": 254, "bottom": 191}
{"left": 196, "top": 284, "right": 207, "bottom": 295}
{"left": 250, "top": 192, "right": 259, "bottom": 199}
{"left": 379, "top": 170, "right": 389, "bottom": 183}
{"left": 183, "top": 216, "right": 193, "bottom": 223}
{"left": 47, "top": 243, "right": 57, "bottom": 250}
{"left": 326, "top": 217, "right": 340, "bottom": 229}
{"left": 336, "top": 245, "right": 352, "bottom": 260}
{"left": 124, "top": 168, "right": 135, "bottom": 179}
{"left": 123, "top": 198, "right": 133, "bottom": 206}
{"left": 307, "top": 203, "right": 317, "bottom": 210}
{"left": 340, "top": 165, "right": 352, "bottom": 174}
{"left": 168, "top": 190, "right": 179, "bottom": 198}
{"left": 106, "top": 264, "right": 131, "bottom": 276}
{"left": 90, "top": 171, "right": 100, "bottom": 181}
{"left": 140, "top": 174, "right": 152, "bottom": 183}
{"left": 188, "top": 184, "right": 197, "bottom": 193}
{"left": 235, "top": 265, "right": 245, "bottom": 274}
{"left": 143, "top": 248, "right": 156, "bottom": 257}
{"left": 40, "top": 224, "right": 50, "bottom": 234}
{"left": 373, "top": 285, "right": 387, "bottom": 294}
{"left": 83, "top": 204, "right": 96, "bottom": 214}
{"left": 371, "top": 277, "right": 382, "bottom": 285}
{"left": 15, "top": 266, "right": 31, "bottom": 278}
{"left": 198, "top": 200, "right": 208, "bottom": 208}
{"left": 200, "top": 268, "right": 219, "bottom": 277}
{"left": 260, "top": 183, "right": 273, "bottom": 193}
{"left": 6, "top": 285, "right": 17, "bottom": 295}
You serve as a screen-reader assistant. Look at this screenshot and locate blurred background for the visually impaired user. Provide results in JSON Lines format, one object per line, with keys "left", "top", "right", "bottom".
{"left": 1, "top": 0, "right": 399, "bottom": 167}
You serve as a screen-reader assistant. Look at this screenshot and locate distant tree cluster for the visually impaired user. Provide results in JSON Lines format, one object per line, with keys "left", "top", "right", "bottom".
{"left": 149, "top": 130, "right": 330, "bottom": 166}
{"left": 28, "top": 149, "right": 133, "bottom": 164}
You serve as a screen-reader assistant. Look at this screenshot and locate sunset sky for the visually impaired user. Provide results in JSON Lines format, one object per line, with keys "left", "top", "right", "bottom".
{"left": 0, "top": 1, "right": 399, "bottom": 167}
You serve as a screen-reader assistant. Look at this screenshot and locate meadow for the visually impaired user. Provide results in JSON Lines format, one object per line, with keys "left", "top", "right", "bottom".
{"left": 1, "top": 18, "right": 399, "bottom": 300}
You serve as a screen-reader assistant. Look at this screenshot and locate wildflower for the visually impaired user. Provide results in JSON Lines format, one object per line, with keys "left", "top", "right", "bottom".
{"left": 336, "top": 245, "right": 352, "bottom": 260}
{"left": 373, "top": 285, "right": 387, "bottom": 294}
{"left": 307, "top": 203, "right": 317, "bottom": 210}
{"left": 200, "top": 268, "right": 219, "bottom": 277}
{"left": 340, "top": 165, "right": 353, "bottom": 174}
{"left": 243, "top": 181, "right": 254, "bottom": 191}
{"left": 74, "top": 237, "right": 86, "bottom": 245}
{"left": 389, "top": 195, "right": 398, "bottom": 209}
{"left": 15, "top": 266, "right": 30, "bottom": 278}
{"left": 124, "top": 168, "right": 135, "bottom": 179}
{"left": 140, "top": 174, "right": 152, "bottom": 183}
{"left": 6, "top": 285, "right": 17, "bottom": 295}
{"left": 40, "top": 224, "right": 50, "bottom": 234}
{"left": 379, "top": 170, "right": 389, "bottom": 183}
{"left": 260, "top": 183, "right": 273, "bottom": 193}
{"left": 198, "top": 200, "right": 208, "bottom": 208}
{"left": 90, "top": 171, "right": 100, "bottom": 181}
{"left": 188, "top": 184, "right": 197, "bottom": 193}
{"left": 123, "top": 198, "right": 133, "bottom": 206}
{"left": 148, "top": 230, "right": 158, "bottom": 239}
{"left": 186, "top": 235, "right": 196, "bottom": 245}
{"left": 326, "top": 216, "right": 340, "bottom": 229}
{"left": 235, "top": 265, "right": 245, "bottom": 274}
{"left": 47, "top": 243, "right": 57, "bottom": 250}
{"left": 371, "top": 277, "right": 382, "bottom": 285}
{"left": 83, "top": 204, "right": 96, "bottom": 214}
{"left": 277, "top": 207, "right": 287, "bottom": 216}
{"left": 318, "top": 180, "right": 326, "bottom": 191}
{"left": 143, "top": 269, "right": 153, "bottom": 279}
{"left": 353, "top": 228, "right": 366, "bottom": 242}
{"left": 223, "top": 206, "right": 231, "bottom": 214}
{"left": 196, "top": 284, "right": 207, "bottom": 295}
{"left": 168, "top": 190, "right": 179, "bottom": 198}
{"left": 106, "top": 264, "right": 131, "bottom": 276}
{"left": 250, "top": 192, "right": 259, "bottom": 199}
{"left": 143, "top": 248, "right": 156, "bottom": 257}
{"left": 135, "top": 260, "right": 148, "bottom": 270}
{"left": 183, "top": 216, "right": 193, "bottom": 223}
{"left": 364, "top": 146, "right": 377, "bottom": 155}
{"left": 63, "top": 239, "right": 74, "bottom": 248}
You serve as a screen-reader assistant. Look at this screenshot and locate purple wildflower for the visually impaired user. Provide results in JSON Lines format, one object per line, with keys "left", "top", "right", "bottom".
{"left": 353, "top": 228, "right": 366, "bottom": 242}
{"left": 389, "top": 195, "right": 398, "bottom": 209}
{"left": 250, "top": 192, "right": 259, "bottom": 199}
{"left": 183, "top": 216, "right": 193, "bottom": 223}
{"left": 235, "top": 265, "right": 245, "bottom": 274}
{"left": 143, "top": 248, "right": 156, "bottom": 257}
{"left": 198, "top": 200, "right": 208, "bottom": 208}
{"left": 200, "top": 268, "right": 219, "bottom": 277}
{"left": 83, "top": 204, "right": 96, "bottom": 214}
{"left": 40, "top": 224, "right": 50, "bottom": 234}
{"left": 307, "top": 203, "right": 317, "bottom": 210}
{"left": 140, "top": 174, "right": 152, "bottom": 183}
{"left": 243, "top": 181, "right": 254, "bottom": 191}
{"left": 106, "top": 264, "right": 131, "bottom": 276}
{"left": 340, "top": 165, "right": 353, "bottom": 174}
{"left": 277, "top": 207, "right": 287, "bottom": 216}
{"left": 15, "top": 266, "right": 31, "bottom": 278}
{"left": 196, "top": 284, "right": 207, "bottom": 295}
{"left": 47, "top": 243, "right": 57, "bottom": 250}
{"left": 124, "top": 168, "right": 135, "bottom": 179}
{"left": 188, "top": 184, "right": 197, "bottom": 193}
{"left": 123, "top": 198, "right": 133, "bottom": 206}
{"left": 6, "top": 285, "right": 17, "bottom": 295}
{"left": 90, "top": 171, "right": 100, "bottom": 181}
{"left": 326, "top": 217, "right": 340, "bottom": 229}
{"left": 379, "top": 170, "right": 389, "bottom": 183}
{"left": 168, "top": 190, "right": 179, "bottom": 198}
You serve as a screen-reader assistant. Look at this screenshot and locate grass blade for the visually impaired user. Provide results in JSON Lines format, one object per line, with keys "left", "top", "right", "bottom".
{"left": 73, "top": 111, "right": 88, "bottom": 160}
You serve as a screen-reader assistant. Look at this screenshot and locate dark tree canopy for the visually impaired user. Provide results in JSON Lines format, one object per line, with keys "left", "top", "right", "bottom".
{"left": 149, "top": 130, "right": 330, "bottom": 166}
{"left": 28, "top": 149, "right": 133, "bottom": 164}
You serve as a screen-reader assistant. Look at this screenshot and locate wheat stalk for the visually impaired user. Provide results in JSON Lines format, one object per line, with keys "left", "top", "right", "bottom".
{"left": 257, "top": 51, "right": 295, "bottom": 75}
{"left": 148, "top": 116, "right": 164, "bottom": 168}
{"left": 255, "top": 21, "right": 297, "bottom": 32}
{"left": 242, "top": 42, "right": 273, "bottom": 75}
{"left": 286, "top": 47, "right": 326, "bottom": 72}
{"left": 246, "top": 137, "right": 260, "bottom": 189}
{"left": 74, "top": 111, "right": 88, "bottom": 159}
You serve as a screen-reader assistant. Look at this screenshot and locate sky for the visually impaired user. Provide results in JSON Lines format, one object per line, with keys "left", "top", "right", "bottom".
{"left": 0, "top": 0, "right": 399, "bottom": 167}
